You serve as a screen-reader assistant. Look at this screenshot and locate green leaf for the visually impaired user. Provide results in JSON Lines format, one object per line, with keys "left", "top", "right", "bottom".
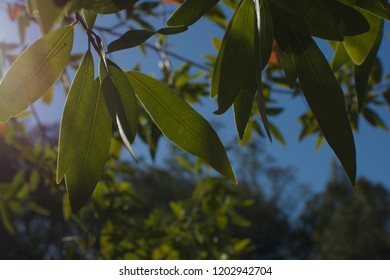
{"left": 101, "top": 60, "right": 137, "bottom": 159}
{"left": 167, "top": 0, "right": 220, "bottom": 27}
{"left": 29, "top": 0, "right": 65, "bottom": 33}
{"left": 354, "top": 20, "right": 383, "bottom": 111}
{"left": 362, "top": 107, "right": 388, "bottom": 130}
{"left": 258, "top": 1, "right": 274, "bottom": 70}
{"left": 157, "top": 26, "right": 188, "bottom": 35}
{"left": 107, "top": 61, "right": 139, "bottom": 143}
{"left": 354, "top": 0, "right": 390, "bottom": 21}
{"left": 108, "top": 30, "right": 154, "bottom": 53}
{"left": 269, "top": 122, "right": 286, "bottom": 145}
{"left": 291, "top": 30, "right": 356, "bottom": 184}
{"left": 107, "top": 26, "right": 188, "bottom": 53}
{"left": 234, "top": 66, "right": 257, "bottom": 139}
{"left": 126, "top": 71, "right": 237, "bottom": 183}
{"left": 214, "top": 0, "right": 256, "bottom": 114}
{"left": 82, "top": 9, "right": 97, "bottom": 29}
{"left": 42, "top": 85, "right": 55, "bottom": 104}
{"left": 0, "top": 203, "right": 14, "bottom": 233}
{"left": 332, "top": 42, "right": 350, "bottom": 71}
{"left": 255, "top": 0, "right": 273, "bottom": 141}
{"left": 57, "top": 50, "right": 95, "bottom": 183}
{"left": 279, "top": 49, "right": 297, "bottom": 87}
{"left": 0, "top": 25, "right": 74, "bottom": 122}
{"left": 65, "top": 79, "right": 112, "bottom": 212}
{"left": 269, "top": 0, "right": 343, "bottom": 40}
{"left": 66, "top": 0, "right": 96, "bottom": 15}
{"left": 91, "top": 0, "right": 137, "bottom": 14}
{"left": 323, "top": 0, "right": 369, "bottom": 36}
{"left": 343, "top": 9, "right": 382, "bottom": 65}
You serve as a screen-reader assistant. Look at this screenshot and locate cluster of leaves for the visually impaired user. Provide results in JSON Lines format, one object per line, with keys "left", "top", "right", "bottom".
{"left": 0, "top": 0, "right": 389, "bottom": 212}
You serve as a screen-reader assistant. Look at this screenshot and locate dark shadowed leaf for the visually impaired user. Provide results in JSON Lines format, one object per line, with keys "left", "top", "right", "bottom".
{"left": 157, "top": 25, "right": 188, "bottom": 35}
{"left": 108, "top": 26, "right": 188, "bottom": 53}
{"left": 57, "top": 50, "right": 95, "bottom": 183}
{"left": 65, "top": 79, "right": 112, "bottom": 212}
{"left": 100, "top": 61, "right": 137, "bottom": 159}
{"left": 322, "top": 0, "right": 369, "bottom": 36}
{"left": 362, "top": 107, "right": 388, "bottom": 130}
{"left": 269, "top": 0, "right": 343, "bottom": 40}
{"left": 167, "top": 0, "right": 220, "bottom": 26}
{"left": 108, "top": 30, "right": 154, "bottom": 53}
{"left": 107, "top": 60, "right": 139, "bottom": 142}
{"left": 0, "top": 25, "right": 74, "bottom": 122}
{"left": 291, "top": 30, "right": 356, "bottom": 184}
{"left": 126, "top": 71, "right": 237, "bottom": 183}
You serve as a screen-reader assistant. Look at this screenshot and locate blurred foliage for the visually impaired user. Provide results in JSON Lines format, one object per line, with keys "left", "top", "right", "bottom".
{"left": 1, "top": 122, "right": 390, "bottom": 259}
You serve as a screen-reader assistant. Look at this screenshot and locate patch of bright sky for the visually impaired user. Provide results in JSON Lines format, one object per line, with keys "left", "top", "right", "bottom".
{"left": 0, "top": 2, "right": 389, "bottom": 190}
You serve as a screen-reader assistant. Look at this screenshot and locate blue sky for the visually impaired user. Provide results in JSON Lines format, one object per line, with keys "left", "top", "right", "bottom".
{"left": 0, "top": 2, "right": 389, "bottom": 190}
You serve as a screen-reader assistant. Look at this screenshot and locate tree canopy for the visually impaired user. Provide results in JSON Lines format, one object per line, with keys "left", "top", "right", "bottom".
{"left": 0, "top": 0, "right": 389, "bottom": 212}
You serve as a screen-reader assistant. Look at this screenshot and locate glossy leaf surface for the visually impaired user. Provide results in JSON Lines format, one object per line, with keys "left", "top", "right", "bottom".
{"left": 234, "top": 66, "right": 257, "bottom": 139}
{"left": 0, "top": 25, "right": 74, "bottom": 122}
{"left": 126, "top": 71, "right": 237, "bottom": 183}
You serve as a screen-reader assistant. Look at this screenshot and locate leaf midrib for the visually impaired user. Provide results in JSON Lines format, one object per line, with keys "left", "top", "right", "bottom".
{"left": 129, "top": 73, "right": 202, "bottom": 144}
{"left": 0, "top": 27, "right": 72, "bottom": 115}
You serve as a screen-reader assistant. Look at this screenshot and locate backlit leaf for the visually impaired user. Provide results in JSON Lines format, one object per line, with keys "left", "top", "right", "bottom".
{"left": 167, "top": 0, "right": 220, "bottom": 26}
{"left": 57, "top": 50, "right": 95, "bottom": 183}
{"left": 332, "top": 42, "right": 350, "bottom": 71}
{"left": 214, "top": 0, "right": 256, "bottom": 114}
{"left": 65, "top": 79, "right": 112, "bottom": 212}
{"left": 291, "top": 30, "right": 356, "bottom": 184}
{"left": 354, "top": 0, "right": 390, "bottom": 21}
{"left": 344, "top": 9, "right": 382, "bottom": 65}
{"left": 29, "top": 0, "right": 65, "bottom": 33}
{"left": 82, "top": 9, "right": 97, "bottom": 29}
{"left": 255, "top": 0, "right": 273, "bottom": 141}
{"left": 126, "top": 71, "right": 237, "bottom": 183}
{"left": 0, "top": 25, "right": 74, "bottom": 122}
{"left": 234, "top": 65, "right": 257, "bottom": 139}
{"left": 354, "top": 20, "right": 383, "bottom": 111}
